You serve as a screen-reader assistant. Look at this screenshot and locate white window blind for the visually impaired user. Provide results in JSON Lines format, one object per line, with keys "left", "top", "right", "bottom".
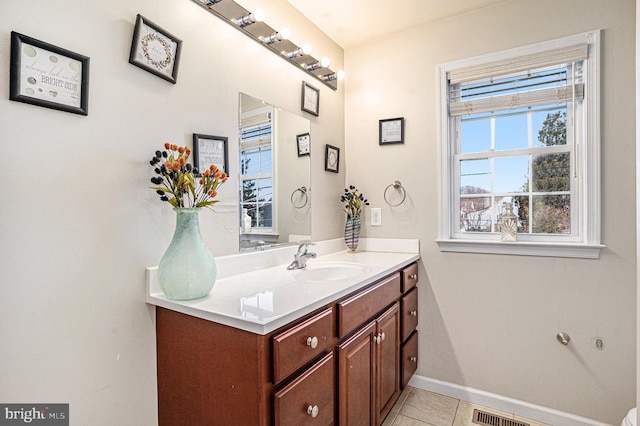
{"left": 449, "top": 43, "right": 587, "bottom": 117}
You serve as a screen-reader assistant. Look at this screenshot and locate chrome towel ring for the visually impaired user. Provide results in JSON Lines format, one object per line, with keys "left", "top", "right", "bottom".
{"left": 291, "top": 186, "right": 309, "bottom": 208}
{"left": 384, "top": 181, "right": 406, "bottom": 207}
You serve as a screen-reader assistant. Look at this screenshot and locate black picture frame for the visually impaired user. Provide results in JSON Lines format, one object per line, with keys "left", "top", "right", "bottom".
{"left": 10, "top": 32, "right": 90, "bottom": 116}
{"left": 325, "top": 144, "right": 340, "bottom": 173}
{"left": 129, "top": 14, "right": 182, "bottom": 84}
{"left": 192, "top": 134, "right": 229, "bottom": 176}
{"left": 296, "top": 132, "right": 311, "bottom": 157}
{"left": 301, "top": 81, "right": 319, "bottom": 116}
{"left": 379, "top": 117, "right": 405, "bottom": 145}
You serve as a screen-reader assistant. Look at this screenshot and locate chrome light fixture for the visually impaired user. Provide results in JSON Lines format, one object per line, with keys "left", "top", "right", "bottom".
{"left": 262, "top": 28, "right": 291, "bottom": 44}
{"left": 233, "top": 8, "right": 265, "bottom": 27}
{"left": 285, "top": 44, "right": 312, "bottom": 59}
{"left": 192, "top": 0, "right": 342, "bottom": 90}
{"left": 322, "top": 70, "right": 345, "bottom": 82}
{"left": 305, "top": 57, "right": 330, "bottom": 71}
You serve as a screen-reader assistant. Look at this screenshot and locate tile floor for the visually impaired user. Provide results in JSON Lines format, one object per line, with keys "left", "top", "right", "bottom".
{"left": 382, "top": 386, "right": 551, "bottom": 426}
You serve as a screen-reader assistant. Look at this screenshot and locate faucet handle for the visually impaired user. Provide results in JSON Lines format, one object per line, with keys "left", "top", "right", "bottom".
{"left": 297, "top": 242, "right": 315, "bottom": 254}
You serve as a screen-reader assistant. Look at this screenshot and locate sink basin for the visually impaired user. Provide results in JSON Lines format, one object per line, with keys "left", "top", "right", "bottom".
{"left": 294, "top": 262, "right": 370, "bottom": 282}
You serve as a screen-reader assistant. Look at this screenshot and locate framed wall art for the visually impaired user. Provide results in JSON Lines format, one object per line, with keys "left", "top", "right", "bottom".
{"left": 325, "top": 144, "right": 340, "bottom": 173}
{"left": 10, "top": 31, "right": 90, "bottom": 116}
{"left": 296, "top": 133, "right": 310, "bottom": 156}
{"left": 193, "top": 134, "right": 229, "bottom": 176}
{"left": 379, "top": 117, "right": 405, "bottom": 145}
{"left": 129, "top": 14, "right": 182, "bottom": 84}
{"left": 301, "top": 81, "right": 319, "bottom": 116}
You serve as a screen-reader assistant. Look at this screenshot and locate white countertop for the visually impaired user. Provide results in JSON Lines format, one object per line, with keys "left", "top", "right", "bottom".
{"left": 146, "top": 238, "right": 420, "bottom": 335}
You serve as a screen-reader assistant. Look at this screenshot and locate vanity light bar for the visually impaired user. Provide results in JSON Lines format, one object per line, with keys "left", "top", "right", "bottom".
{"left": 191, "top": 0, "right": 340, "bottom": 90}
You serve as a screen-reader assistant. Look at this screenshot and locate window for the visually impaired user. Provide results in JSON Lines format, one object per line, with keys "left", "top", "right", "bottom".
{"left": 437, "top": 31, "right": 602, "bottom": 258}
{"left": 240, "top": 110, "right": 274, "bottom": 232}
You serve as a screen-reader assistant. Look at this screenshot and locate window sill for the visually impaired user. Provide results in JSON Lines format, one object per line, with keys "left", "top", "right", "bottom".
{"left": 436, "top": 239, "right": 604, "bottom": 259}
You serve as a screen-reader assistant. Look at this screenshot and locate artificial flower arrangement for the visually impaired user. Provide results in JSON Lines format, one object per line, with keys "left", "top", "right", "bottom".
{"left": 340, "top": 185, "right": 369, "bottom": 217}
{"left": 149, "top": 142, "right": 227, "bottom": 209}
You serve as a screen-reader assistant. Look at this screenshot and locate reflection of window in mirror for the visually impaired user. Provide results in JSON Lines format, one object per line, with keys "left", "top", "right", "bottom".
{"left": 239, "top": 110, "right": 274, "bottom": 233}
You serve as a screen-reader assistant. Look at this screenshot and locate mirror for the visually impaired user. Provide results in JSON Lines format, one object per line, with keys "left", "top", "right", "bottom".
{"left": 239, "top": 93, "right": 311, "bottom": 251}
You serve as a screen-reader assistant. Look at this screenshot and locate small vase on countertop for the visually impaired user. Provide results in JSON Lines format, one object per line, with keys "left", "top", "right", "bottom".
{"left": 344, "top": 214, "right": 362, "bottom": 251}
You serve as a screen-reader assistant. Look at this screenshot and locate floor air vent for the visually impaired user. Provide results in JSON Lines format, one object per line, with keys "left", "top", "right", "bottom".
{"left": 472, "top": 409, "right": 530, "bottom": 426}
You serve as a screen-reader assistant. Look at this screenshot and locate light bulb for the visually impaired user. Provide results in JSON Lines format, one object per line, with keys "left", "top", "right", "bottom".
{"left": 320, "top": 57, "right": 330, "bottom": 68}
{"left": 252, "top": 8, "right": 265, "bottom": 22}
{"left": 301, "top": 44, "right": 312, "bottom": 55}
{"left": 337, "top": 70, "right": 346, "bottom": 80}
{"left": 280, "top": 28, "right": 291, "bottom": 40}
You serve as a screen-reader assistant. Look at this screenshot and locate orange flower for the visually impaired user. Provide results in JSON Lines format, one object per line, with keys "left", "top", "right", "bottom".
{"left": 185, "top": 147, "right": 192, "bottom": 155}
{"left": 203, "top": 169, "right": 211, "bottom": 177}
{"left": 177, "top": 157, "right": 186, "bottom": 167}
{"left": 220, "top": 172, "right": 228, "bottom": 182}
{"left": 171, "top": 144, "right": 178, "bottom": 150}
{"left": 214, "top": 170, "right": 223, "bottom": 179}
{"left": 164, "top": 142, "right": 171, "bottom": 149}
{"left": 208, "top": 190, "right": 218, "bottom": 198}
{"left": 172, "top": 162, "right": 181, "bottom": 171}
{"left": 178, "top": 146, "right": 185, "bottom": 154}
{"left": 209, "top": 164, "right": 218, "bottom": 173}
{"left": 165, "top": 160, "right": 173, "bottom": 169}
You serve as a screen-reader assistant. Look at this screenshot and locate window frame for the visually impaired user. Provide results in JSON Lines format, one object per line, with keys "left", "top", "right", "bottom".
{"left": 437, "top": 31, "right": 603, "bottom": 258}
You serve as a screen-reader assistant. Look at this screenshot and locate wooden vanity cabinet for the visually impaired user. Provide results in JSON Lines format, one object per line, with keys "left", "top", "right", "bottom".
{"left": 155, "top": 261, "right": 419, "bottom": 426}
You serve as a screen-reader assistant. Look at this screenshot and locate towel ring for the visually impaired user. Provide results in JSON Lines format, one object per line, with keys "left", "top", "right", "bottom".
{"left": 384, "top": 181, "right": 406, "bottom": 207}
{"left": 291, "top": 186, "right": 309, "bottom": 209}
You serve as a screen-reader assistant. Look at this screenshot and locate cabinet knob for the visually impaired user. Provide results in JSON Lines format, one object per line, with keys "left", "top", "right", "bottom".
{"left": 307, "top": 405, "right": 319, "bottom": 418}
{"left": 410, "top": 310, "right": 417, "bottom": 317}
{"left": 306, "top": 336, "right": 318, "bottom": 349}
{"left": 409, "top": 273, "right": 418, "bottom": 280}
{"left": 410, "top": 356, "right": 417, "bottom": 363}
{"left": 380, "top": 332, "right": 385, "bottom": 341}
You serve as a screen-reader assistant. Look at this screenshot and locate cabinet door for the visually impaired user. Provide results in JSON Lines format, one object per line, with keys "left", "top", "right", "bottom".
{"left": 376, "top": 303, "right": 400, "bottom": 425}
{"left": 273, "top": 352, "right": 335, "bottom": 426}
{"left": 338, "top": 321, "right": 376, "bottom": 426}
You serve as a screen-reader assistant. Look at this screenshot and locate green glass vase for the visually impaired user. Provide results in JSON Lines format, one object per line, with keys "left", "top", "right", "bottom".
{"left": 158, "top": 208, "right": 217, "bottom": 301}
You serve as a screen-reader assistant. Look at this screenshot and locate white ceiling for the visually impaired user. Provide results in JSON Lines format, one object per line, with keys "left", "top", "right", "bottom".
{"left": 287, "top": 0, "right": 508, "bottom": 48}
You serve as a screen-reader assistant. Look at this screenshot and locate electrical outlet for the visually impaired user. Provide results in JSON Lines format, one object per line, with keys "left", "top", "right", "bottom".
{"left": 371, "top": 208, "right": 382, "bottom": 226}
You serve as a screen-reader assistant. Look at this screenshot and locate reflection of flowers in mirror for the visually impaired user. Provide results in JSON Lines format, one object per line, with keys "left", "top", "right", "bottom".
{"left": 149, "top": 142, "right": 227, "bottom": 209}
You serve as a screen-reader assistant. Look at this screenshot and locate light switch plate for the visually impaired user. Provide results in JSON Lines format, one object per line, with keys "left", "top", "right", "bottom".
{"left": 371, "top": 208, "right": 382, "bottom": 226}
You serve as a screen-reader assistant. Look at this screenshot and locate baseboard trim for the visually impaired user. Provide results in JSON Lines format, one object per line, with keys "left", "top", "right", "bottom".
{"left": 408, "top": 375, "right": 613, "bottom": 426}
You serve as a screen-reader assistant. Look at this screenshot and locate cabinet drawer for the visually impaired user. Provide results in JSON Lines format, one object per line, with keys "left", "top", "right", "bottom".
{"left": 273, "top": 351, "right": 335, "bottom": 426}
{"left": 401, "top": 331, "right": 418, "bottom": 390}
{"left": 337, "top": 273, "right": 401, "bottom": 339}
{"left": 273, "top": 307, "right": 333, "bottom": 384}
{"left": 402, "top": 263, "right": 418, "bottom": 293}
{"left": 401, "top": 287, "right": 418, "bottom": 342}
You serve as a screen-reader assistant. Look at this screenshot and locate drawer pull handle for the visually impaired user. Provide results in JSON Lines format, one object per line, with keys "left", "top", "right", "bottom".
{"left": 306, "top": 336, "right": 318, "bottom": 349}
{"left": 409, "top": 273, "right": 418, "bottom": 280}
{"left": 410, "top": 310, "right": 417, "bottom": 317}
{"left": 374, "top": 333, "right": 385, "bottom": 344}
{"left": 307, "top": 405, "right": 319, "bottom": 418}
{"left": 410, "top": 356, "right": 417, "bottom": 363}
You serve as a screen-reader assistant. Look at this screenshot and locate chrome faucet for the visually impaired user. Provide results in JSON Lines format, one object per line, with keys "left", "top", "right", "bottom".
{"left": 287, "top": 243, "right": 317, "bottom": 270}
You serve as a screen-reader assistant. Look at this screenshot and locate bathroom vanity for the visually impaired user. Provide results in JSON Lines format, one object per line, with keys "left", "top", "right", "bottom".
{"left": 146, "top": 239, "right": 420, "bottom": 425}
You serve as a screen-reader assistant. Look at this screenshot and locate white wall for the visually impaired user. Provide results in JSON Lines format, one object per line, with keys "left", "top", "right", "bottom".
{"left": 344, "top": 0, "right": 636, "bottom": 423}
{"left": 0, "top": 0, "right": 343, "bottom": 424}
